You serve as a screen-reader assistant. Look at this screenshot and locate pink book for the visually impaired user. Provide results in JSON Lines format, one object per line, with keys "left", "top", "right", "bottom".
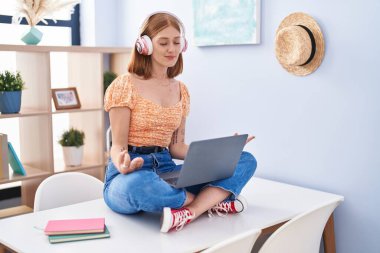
{"left": 44, "top": 218, "right": 105, "bottom": 235}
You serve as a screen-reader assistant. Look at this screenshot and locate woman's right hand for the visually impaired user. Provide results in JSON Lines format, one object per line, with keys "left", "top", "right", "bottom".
{"left": 117, "top": 150, "right": 144, "bottom": 174}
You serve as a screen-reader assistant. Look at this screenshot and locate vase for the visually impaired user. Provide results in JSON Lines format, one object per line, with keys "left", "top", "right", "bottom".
{"left": 62, "top": 146, "right": 84, "bottom": 166}
{"left": 0, "top": 91, "right": 22, "bottom": 114}
{"left": 21, "top": 26, "right": 43, "bottom": 45}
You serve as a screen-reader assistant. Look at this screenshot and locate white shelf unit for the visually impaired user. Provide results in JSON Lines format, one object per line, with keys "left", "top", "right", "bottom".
{"left": 0, "top": 44, "right": 131, "bottom": 218}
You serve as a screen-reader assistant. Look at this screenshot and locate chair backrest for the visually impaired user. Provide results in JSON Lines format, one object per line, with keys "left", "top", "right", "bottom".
{"left": 202, "top": 229, "right": 261, "bottom": 253}
{"left": 258, "top": 200, "right": 342, "bottom": 253}
{"left": 34, "top": 172, "right": 104, "bottom": 212}
{"left": 106, "top": 126, "right": 112, "bottom": 153}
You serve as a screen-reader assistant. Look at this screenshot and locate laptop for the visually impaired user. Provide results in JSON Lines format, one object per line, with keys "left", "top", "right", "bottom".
{"left": 160, "top": 134, "right": 248, "bottom": 188}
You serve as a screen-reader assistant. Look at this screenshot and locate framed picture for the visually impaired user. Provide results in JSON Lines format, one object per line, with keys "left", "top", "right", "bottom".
{"left": 52, "top": 87, "right": 81, "bottom": 110}
{"left": 193, "top": 0, "right": 261, "bottom": 46}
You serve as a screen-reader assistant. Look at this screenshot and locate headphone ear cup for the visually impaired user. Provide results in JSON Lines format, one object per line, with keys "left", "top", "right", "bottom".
{"left": 136, "top": 35, "right": 153, "bottom": 55}
{"left": 180, "top": 37, "right": 188, "bottom": 53}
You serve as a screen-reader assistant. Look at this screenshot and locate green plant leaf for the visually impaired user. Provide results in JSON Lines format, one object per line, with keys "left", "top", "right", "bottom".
{"left": 0, "top": 70, "right": 25, "bottom": 91}
{"left": 58, "top": 128, "right": 85, "bottom": 147}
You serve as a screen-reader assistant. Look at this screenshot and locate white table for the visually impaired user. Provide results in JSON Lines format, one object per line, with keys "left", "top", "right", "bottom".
{"left": 0, "top": 177, "right": 343, "bottom": 253}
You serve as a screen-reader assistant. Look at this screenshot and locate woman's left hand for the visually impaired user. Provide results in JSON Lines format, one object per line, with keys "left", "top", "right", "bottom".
{"left": 234, "top": 133, "right": 255, "bottom": 145}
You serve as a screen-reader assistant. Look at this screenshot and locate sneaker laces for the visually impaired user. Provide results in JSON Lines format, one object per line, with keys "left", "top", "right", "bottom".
{"left": 173, "top": 209, "right": 195, "bottom": 231}
{"left": 208, "top": 201, "right": 233, "bottom": 217}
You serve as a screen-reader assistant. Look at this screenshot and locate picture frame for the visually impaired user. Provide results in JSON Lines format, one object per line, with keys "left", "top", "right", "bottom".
{"left": 193, "top": 0, "right": 261, "bottom": 46}
{"left": 52, "top": 87, "right": 81, "bottom": 110}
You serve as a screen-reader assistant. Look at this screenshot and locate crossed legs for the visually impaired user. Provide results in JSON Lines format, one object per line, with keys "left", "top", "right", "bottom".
{"left": 183, "top": 187, "right": 230, "bottom": 219}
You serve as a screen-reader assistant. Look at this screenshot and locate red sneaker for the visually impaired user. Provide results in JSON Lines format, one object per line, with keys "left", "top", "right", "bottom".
{"left": 160, "top": 207, "right": 195, "bottom": 233}
{"left": 208, "top": 195, "right": 248, "bottom": 217}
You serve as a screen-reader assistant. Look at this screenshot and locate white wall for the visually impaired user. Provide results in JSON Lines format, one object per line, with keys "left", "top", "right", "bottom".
{"left": 95, "top": 1, "right": 380, "bottom": 252}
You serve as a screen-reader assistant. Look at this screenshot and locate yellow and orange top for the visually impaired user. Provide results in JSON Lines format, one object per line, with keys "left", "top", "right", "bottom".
{"left": 104, "top": 74, "right": 190, "bottom": 147}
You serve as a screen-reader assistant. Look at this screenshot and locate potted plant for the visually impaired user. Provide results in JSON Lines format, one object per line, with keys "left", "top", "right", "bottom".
{"left": 12, "top": 0, "right": 80, "bottom": 45}
{"left": 59, "top": 127, "right": 85, "bottom": 166}
{"left": 0, "top": 70, "right": 25, "bottom": 114}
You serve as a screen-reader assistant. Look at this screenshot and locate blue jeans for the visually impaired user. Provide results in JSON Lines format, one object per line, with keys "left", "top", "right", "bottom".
{"left": 103, "top": 149, "right": 257, "bottom": 214}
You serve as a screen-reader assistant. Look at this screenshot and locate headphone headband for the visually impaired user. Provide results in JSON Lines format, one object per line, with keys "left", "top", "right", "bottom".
{"left": 136, "top": 11, "right": 188, "bottom": 55}
{"left": 139, "top": 11, "right": 186, "bottom": 37}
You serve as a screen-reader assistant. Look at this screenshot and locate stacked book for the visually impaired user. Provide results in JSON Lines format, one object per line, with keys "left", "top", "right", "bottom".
{"left": 44, "top": 218, "right": 110, "bottom": 244}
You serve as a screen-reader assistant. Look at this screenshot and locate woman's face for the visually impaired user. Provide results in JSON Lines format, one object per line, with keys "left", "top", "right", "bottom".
{"left": 151, "top": 26, "right": 182, "bottom": 68}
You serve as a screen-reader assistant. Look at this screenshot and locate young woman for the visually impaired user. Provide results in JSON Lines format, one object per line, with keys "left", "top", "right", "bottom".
{"left": 103, "top": 12, "right": 257, "bottom": 233}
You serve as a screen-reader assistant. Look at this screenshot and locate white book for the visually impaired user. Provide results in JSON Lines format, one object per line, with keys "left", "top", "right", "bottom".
{"left": 0, "top": 133, "right": 9, "bottom": 179}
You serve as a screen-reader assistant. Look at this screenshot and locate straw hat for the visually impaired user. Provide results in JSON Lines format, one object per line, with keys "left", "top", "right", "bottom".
{"left": 275, "top": 12, "right": 325, "bottom": 76}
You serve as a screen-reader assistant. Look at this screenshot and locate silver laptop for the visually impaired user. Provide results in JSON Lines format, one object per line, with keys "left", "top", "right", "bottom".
{"left": 160, "top": 134, "right": 248, "bottom": 188}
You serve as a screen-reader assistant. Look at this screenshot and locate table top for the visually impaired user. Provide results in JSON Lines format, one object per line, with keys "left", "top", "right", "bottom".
{"left": 0, "top": 177, "right": 344, "bottom": 253}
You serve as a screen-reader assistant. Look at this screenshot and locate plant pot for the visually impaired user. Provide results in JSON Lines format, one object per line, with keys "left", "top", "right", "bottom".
{"left": 62, "top": 146, "right": 83, "bottom": 166}
{"left": 21, "top": 26, "right": 43, "bottom": 45}
{"left": 0, "top": 91, "right": 22, "bottom": 114}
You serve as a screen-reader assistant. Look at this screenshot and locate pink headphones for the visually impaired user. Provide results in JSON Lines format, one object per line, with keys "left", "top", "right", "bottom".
{"left": 135, "top": 11, "right": 188, "bottom": 56}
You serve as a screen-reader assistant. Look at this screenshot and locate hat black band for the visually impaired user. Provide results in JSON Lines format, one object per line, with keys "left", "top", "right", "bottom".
{"left": 298, "top": 25, "right": 316, "bottom": 66}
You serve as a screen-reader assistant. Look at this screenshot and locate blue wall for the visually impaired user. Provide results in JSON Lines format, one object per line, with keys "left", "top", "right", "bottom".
{"left": 95, "top": 1, "right": 380, "bottom": 252}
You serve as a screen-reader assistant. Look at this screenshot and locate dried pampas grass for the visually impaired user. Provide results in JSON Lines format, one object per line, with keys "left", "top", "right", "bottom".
{"left": 13, "top": 0, "right": 80, "bottom": 26}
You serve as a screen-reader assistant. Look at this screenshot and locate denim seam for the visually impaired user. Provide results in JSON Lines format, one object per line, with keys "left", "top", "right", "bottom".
{"left": 178, "top": 189, "right": 187, "bottom": 208}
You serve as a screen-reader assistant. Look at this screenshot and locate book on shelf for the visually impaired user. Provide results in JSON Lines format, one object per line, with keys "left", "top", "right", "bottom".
{"left": 7, "top": 142, "right": 26, "bottom": 176}
{"left": 0, "top": 133, "right": 9, "bottom": 179}
{"left": 44, "top": 217, "right": 105, "bottom": 235}
{"left": 48, "top": 225, "right": 110, "bottom": 244}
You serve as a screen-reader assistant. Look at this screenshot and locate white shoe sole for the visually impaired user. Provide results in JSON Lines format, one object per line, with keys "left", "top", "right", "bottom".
{"left": 160, "top": 207, "right": 172, "bottom": 233}
{"left": 236, "top": 195, "right": 248, "bottom": 212}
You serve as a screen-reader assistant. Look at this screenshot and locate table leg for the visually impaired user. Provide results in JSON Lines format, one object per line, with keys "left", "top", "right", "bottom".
{"left": 323, "top": 214, "right": 336, "bottom": 253}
